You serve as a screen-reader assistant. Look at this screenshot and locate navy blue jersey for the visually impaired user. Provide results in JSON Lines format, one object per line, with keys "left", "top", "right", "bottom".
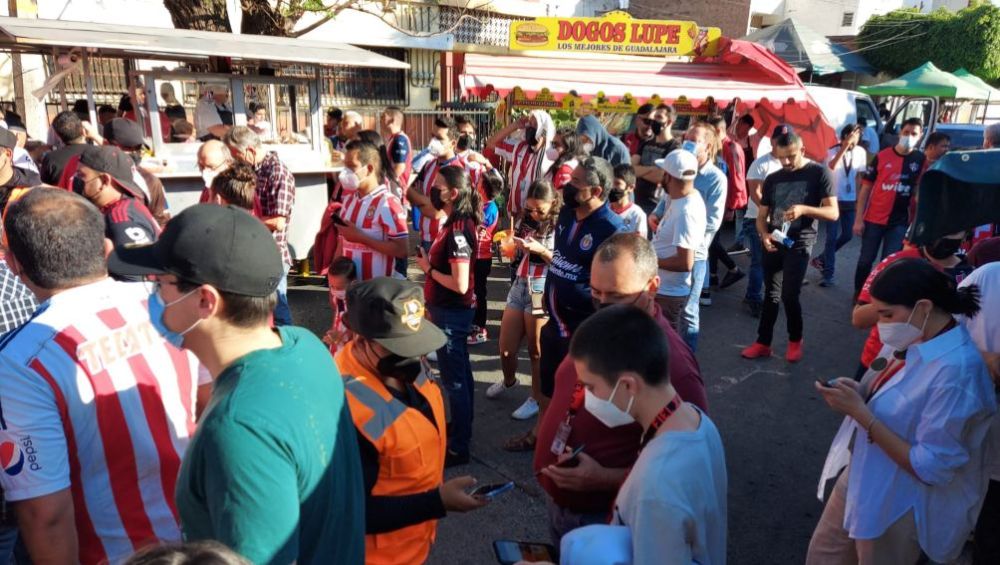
{"left": 545, "top": 204, "right": 625, "bottom": 336}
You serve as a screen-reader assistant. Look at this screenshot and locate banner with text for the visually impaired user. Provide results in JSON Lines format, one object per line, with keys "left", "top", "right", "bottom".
{"left": 509, "top": 11, "right": 721, "bottom": 57}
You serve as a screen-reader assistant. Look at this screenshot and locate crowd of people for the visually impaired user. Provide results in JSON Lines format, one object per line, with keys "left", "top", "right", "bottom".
{"left": 0, "top": 91, "right": 997, "bottom": 565}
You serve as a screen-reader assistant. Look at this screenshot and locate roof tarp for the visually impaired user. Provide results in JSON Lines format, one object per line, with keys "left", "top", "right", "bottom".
{"left": 859, "top": 62, "right": 988, "bottom": 99}
{"left": 0, "top": 16, "right": 409, "bottom": 69}
{"left": 954, "top": 68, "right": 1000, "bottom": 101}
{"left": 462, "top": 39, "right": 813, "bottom": 107}
{"left": 742, "top": 18, "right": 875, "bottom": 76}
{"left": 460, "top": 38, "right": 838, "bottom": 161}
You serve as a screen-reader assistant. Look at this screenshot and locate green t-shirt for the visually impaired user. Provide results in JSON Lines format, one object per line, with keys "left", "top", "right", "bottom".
{"left": 176, "top": 326, "right": 365, "bottom": 565}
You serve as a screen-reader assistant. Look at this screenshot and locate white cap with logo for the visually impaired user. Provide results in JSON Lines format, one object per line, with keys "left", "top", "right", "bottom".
{"left": 654, "top": 149, "right": 699, "bottom": 181}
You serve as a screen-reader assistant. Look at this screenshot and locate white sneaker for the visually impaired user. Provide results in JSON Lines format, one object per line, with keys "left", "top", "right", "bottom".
{"left": 511, "top": 397, "right": 539, "bottom": 420}
{"left": 486, "top": 378, "right": 517, "bottom": 399}
{"left": 426, "top": 350, "right": 438, "bottom": 362}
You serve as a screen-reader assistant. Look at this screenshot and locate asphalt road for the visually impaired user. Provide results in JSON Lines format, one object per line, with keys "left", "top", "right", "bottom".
{"left": 287, "top": 223, "right": 867, "bottom": 565}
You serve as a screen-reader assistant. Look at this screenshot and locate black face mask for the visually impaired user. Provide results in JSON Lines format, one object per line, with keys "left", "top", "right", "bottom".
{"left": 592, "top": 290, "right": 649, "bottom": 312}
{"left": 377, "top": 353, "right": 423, "bottom": 384}
{"left": 561, "top": 183, "right": 580, "bottom": 209}
{"left": 926, "top": 238, "right": 963, "bottom": 260}
{"left": 520, "top": 215, "right": 540, "bottom": 231}
{"left": 649, "top": 120, "right": 664, "bottom": 136}
{"left": 457, "top": 133, "right": 475, "bottom": 151}
{"left": 608, "top": 188, "right": 626, "bottom": 203}
{"left": 430, "top": 188, "right": 445, "bottom": 211}
{"left": 72, "top": 176, "right": 86, "bottom": 195}
{"left": 525, "top": 127, "right": 538, "bottom": 148}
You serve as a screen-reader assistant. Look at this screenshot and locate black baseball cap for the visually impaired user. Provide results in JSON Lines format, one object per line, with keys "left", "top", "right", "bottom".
{"left": 345, "top": 278, "right": 445, "bottom": 358}
{"left": 0, "top": 127, "right": 16, "bottom": 150}
{"left": 103, "top": 118, "right": 145, "bottom": 149}
{"left": 108, "top": 204, "right": 284, "bottom": 297}
{"left": 78, "top": 145, "right": 144, "bottom": 199}
{"left": 771, "top": 124, "right": 795, "bottom": 138}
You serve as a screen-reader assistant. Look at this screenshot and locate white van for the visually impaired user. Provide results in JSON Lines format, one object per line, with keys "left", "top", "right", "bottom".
{"left": 805, "top": 84, "right": 882, "bottom": 136}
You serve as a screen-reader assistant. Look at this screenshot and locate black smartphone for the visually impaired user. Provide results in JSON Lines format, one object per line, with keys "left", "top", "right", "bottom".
{"left": 816, "top": 378, "right": 837, "bottom": 388}
{"left": 331, "top": 213, "right": 348, "bottom": 227}
{"left": 493, "top": 540, "right": 558, "bottom": 565}
{"left": 471, "top": 481, "right": 514, "bottom": 499}
{"left": 555, "top": 444, "right": 586, "bottom": 468}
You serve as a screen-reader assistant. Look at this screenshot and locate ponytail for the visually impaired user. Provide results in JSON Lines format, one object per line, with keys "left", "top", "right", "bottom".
{"left": 439, "top": 166, "right": 483, "bottom": 227}
{"left": 870, "top": 258, "right": 982, "bottom": 319}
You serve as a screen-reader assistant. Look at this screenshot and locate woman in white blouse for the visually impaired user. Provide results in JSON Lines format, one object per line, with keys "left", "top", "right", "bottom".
{"left": 808, "top": 258, "right": 996, "bottom": 565}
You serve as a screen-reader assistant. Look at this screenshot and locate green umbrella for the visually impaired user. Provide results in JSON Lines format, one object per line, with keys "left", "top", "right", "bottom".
{"left": 859, "top": 62, "right": 990, "bottom": 99}
{"left": 954, "top": 68, "right": 1000, "bottom": 100}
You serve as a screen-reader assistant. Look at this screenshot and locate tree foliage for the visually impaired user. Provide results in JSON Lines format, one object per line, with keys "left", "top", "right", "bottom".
{"left": 857, "top": 4, "right": 1000, "bottom": 83}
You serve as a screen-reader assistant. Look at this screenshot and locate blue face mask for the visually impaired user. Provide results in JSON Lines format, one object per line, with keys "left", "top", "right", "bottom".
{"left": 681, "top": 140, "right": 700, "bottom": 155}
{"left": 148, "top": 289, "right": 201, "bottom": 348}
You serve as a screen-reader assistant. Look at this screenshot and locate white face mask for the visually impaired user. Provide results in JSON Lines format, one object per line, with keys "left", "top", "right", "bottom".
{"left": 340, "top": 168, "right": 361, "bottom": 192}
{"left": 877, "top": 301, "right": 929, "bottom": 351}
{"left": 584, "top": 379, "right": 635, "bottom": 428}
{"left": 427, "top": 138, "right": 446, "bottom": 158}
{"left": 330, "top": 289, "right": 346, "bottom": 301}
{"left": 201, "top": 169, "right": 218, "bottom": 189}
{"left": 545, "top": 147, "right": 560, "bottom": 161}
{"left": 898, "top": 134, "right": 919, "bottom": 152}
{"left": 582, "top": 142, "right": 594, "bottom": 154}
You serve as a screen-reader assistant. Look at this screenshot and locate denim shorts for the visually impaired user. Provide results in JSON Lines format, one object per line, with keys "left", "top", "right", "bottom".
{"left": 505, "top": 276, "right": 546, "bottom": 312}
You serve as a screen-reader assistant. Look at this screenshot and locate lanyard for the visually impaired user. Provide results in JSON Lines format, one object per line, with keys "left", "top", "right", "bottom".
{"left": 865, "top": 354, "right": 906, "bottom": 402}
{"left": 640, "top": 395, "right": 681, "bottom": 450}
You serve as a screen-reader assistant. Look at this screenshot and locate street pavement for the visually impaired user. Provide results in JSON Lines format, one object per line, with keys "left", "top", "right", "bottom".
{"left": 288, "top": 224, "right": 867, "bottom": 565}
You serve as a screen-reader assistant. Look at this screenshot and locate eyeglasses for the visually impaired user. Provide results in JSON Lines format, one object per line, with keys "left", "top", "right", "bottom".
{"left": 142, "top": 278, "right": 179, "bottom": 297}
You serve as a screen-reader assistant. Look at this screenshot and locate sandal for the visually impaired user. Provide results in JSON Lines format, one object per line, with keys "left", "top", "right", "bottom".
{"left": 502, "top": 430, "right": 536, "bottom": 452}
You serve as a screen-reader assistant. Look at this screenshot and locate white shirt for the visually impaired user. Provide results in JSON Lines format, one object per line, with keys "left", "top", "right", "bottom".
{"left": 823, "top": 145, "right": 866, "bottom": 202}
{"left": 194, "top": 96, "right": 232, "bottom": 134}
{"left": 613, "top": 202, "right": 648, "bottom": 239}
{"left": 959, "top": 263, "right": 1000, "bottom": 479}
{"left": 0, "top": 279, "right": 200, "bottom": 564}
{"left": 817, "top": 326, "right": 996, "bottom": 563}
{"left": 612, "top": 408, "right": 728, "bottom": 565}
{"left": 653, "top": 191, "right": 707, "bottom": 297}
{"left": 745, "top": 153, "right": 783, "bottom": 219}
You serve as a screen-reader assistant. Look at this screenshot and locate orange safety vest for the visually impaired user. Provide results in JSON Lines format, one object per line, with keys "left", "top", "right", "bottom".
{"left": 336, "top": 343, "right": 447, "bottom": 565}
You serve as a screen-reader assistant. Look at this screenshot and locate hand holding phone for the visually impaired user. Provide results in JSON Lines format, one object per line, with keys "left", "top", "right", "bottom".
{"left": 555, "top": 444, "right": 585, "bottom": 468}
{"left": 331, "top": 212, "right": 348, "bottom": 227}
{"left": 439, "top": 476, "right": 488, "bottom": 512}
{"left": 815, "top": 378, "right": 837, "bottom": 388}
{"left": 493, "top": 540, "right": 557, "bottom": 565}
{"left": 471, "top": 481, "right": 514, "bottom": 500}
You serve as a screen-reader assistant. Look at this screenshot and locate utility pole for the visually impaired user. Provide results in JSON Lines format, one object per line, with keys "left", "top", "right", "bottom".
{"left": 7, "top": 0, "right": 47, "bottom": 139}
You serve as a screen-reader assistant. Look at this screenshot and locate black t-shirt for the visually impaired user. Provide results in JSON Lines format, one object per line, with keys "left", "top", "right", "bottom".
{"left": 634, "top": 138, "right": 680, "bottom": 213}
{"left": 761, "top": 162, "right": 835, "bottom": 248}
{"left": 40, "top": 144, "right": 90, "bottom": 186}
{"left": 424, "top": 218, "right": 476, "bottom": 309}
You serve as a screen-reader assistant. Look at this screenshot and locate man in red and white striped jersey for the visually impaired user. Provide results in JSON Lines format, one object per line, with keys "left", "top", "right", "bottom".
{"left": 335, "top": 140, "right": 409, "bottom": 281}
{"left": 407, "top": 117, "right": 473, "bottom": 252}
{"left": 0, "top": 188, "right": 203, "bottom": 565}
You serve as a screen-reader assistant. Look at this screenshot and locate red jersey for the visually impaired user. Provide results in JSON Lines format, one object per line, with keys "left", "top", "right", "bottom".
{"left": 533, "top": 304, "right": 706, "bottom": 513}
{"left": 340, "top": 186, "right": 408, "bottom": 281}
{"left": 424, "top": 219, "right": 476, "bottom": 309}
{"left": 721, "top": 137, "right": 748, "bottom": 210}
{"left": 622, "top": 131, "right": 644, "bottom": 156}
{"left": 862, "top": 148, "right": 926, "bottom": 227}
{"left": 416, "top": 155, "right": 467, "bottom": 243}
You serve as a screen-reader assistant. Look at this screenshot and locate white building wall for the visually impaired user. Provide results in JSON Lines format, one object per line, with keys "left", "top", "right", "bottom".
{"left": 748, "top": 0, "right": 908, "bottom": 35}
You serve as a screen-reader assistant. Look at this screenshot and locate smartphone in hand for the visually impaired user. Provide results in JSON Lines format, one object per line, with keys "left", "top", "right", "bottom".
{"left": 471, "top": 481, "right": 514, "bottom": 500}
{"left": 331, "top": 213, "right": 348, "bottom": 227}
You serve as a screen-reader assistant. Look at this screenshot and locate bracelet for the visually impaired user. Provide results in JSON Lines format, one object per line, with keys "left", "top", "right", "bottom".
{"left": 864, "top": 414, "right": 878, "bottom": 442}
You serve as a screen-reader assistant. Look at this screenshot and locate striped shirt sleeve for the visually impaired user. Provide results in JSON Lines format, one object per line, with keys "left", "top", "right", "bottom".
{"left": 380, "top": 195, "right": 409, "bottom": 240}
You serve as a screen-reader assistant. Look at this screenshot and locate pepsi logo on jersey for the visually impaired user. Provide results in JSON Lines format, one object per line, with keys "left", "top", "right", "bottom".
{"left": 0, "top": 435, "right": 41, "bottom": 476}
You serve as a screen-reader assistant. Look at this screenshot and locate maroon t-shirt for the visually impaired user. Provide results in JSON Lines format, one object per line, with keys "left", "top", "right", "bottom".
{"left": 533, "top": 304, "right": 707, "bottom": 513}
{"left": 424, "top": 218, "right": 476, "bottom": 309}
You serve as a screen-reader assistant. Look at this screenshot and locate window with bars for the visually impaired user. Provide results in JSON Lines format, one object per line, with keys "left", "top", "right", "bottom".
{"left": 323, "top": 47, "right": 408, "bottom": 106}
{"left": 842, "top": 12, "right": 855, "bottom": 27}
{"left": 441, "top": 6, "right": 527, "bottom": 47}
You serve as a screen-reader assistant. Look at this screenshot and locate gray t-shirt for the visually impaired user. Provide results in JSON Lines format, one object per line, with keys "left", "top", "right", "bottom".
{"left": 612, "top": 408, "right": 728, "bottom": 565}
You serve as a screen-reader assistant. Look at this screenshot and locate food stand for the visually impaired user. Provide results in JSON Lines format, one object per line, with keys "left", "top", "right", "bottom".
{"left": 0, "top": 16, "right": 409, "bottom": 261}
{"left": 457, "top": 11, "right": 837, "bottom": 160}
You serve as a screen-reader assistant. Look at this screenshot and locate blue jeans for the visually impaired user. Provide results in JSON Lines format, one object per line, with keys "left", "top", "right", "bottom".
{"left": 853, "top": 221, "right": 907, "bottom": 295}
{"left": 819, "top": 202, "right": 856, "bottom": 281}
{"left": 0, "top": 526, "right": 16, "bottom": 565}
{"left": 274, "top": 262, "right": 293, "bottom": 326}
{"left": 739, "top": 219, "right": 763, "bottom": 303}
{"left": 428, "top": 305, "right": 475, "bottom": 456}
{"left": 680, "top": 259, "right": 707, "bottom": 352}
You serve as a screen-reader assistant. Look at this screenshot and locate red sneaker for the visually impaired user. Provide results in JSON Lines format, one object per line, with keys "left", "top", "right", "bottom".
{"left": 741, "top": 343, "right": 772, "bottom": 359}
{"left": 786, "top": 340, "right": 803, "bottom": 363}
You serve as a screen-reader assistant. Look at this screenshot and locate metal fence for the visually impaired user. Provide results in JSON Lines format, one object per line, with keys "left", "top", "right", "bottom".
{"left": 346, "top": 107, "right": 498, "bottom": 151}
